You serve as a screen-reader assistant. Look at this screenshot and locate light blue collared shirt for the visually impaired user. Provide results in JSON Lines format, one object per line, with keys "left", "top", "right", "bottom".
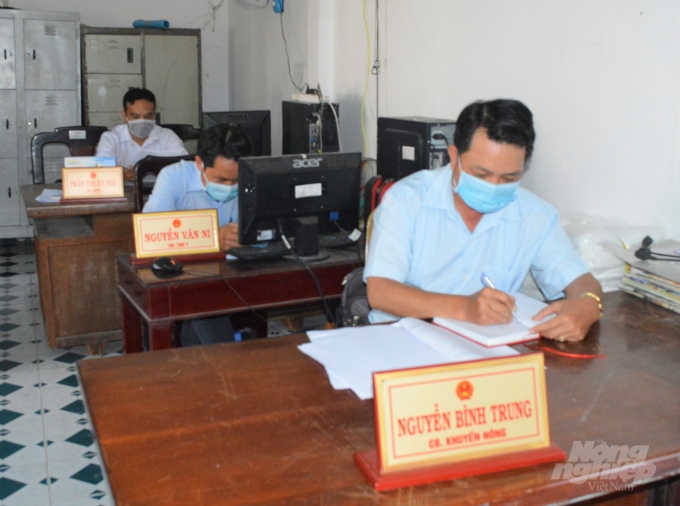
{"left": 363, "top": 164, "right": 589, "bottom": 323}
{"left": 142, "top": 160, "right": 238, "bottom": 226}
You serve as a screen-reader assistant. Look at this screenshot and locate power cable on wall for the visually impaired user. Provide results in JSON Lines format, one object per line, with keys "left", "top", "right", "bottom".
{"left": 280, "top": 10, "right": 306, "bottom": 92}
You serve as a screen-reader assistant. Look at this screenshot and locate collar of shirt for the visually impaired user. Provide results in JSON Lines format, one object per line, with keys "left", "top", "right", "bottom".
{"left": 184, "top": 160, "right": 207, "bottom": 193}
{"left": 120, "top": 123, "right": 163, "bottom": 148}
{"left": 422, "top": 163, "right": 522, "bottom": 237}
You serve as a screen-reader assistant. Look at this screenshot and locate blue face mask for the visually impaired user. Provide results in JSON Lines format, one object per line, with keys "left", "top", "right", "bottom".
{"left": 201, "top": 164, "right": 238, "bottom": 203}
{"left": 453, "top": 157, "right": 521, "bottom": 213}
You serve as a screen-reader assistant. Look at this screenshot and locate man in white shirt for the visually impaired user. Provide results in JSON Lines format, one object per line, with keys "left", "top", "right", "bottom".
{"left": 95, "top": 88, "right": 188, "bottom": 181}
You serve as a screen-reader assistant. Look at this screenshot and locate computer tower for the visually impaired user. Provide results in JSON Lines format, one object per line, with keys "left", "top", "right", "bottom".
{"left": 377, "top": 116, "right": 456, "bottom": 181}
{"left": 282, "top": 101, "right": 340, "bottom": 154}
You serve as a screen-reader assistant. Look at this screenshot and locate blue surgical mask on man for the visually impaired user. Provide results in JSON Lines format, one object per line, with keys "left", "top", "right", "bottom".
{"left": 452, "top": 157, "right": 521, "bottom": 213}
{"left": 200, "top": 161, "right": 238, "bottom": 203}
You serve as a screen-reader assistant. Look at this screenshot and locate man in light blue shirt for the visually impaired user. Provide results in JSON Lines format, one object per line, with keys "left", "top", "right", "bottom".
{"left": 364, "top": 100, "right": 603, "bottom": 343}
{"left": 143, "top": 124, "right": 253, "bottom": 346}
{"left": 144, "top": 123, "right": 252, "bottom": 251}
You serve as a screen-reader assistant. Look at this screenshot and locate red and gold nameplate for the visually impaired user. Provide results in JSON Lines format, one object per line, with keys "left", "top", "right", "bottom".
{"left": 133, "top": 210, "right": 220, "bottom": 258}
{"left": 374, "top": 353, "right": 550, "bottom": 473}
{"left": 61, "top": 167, "right": 124, "bottom": 199}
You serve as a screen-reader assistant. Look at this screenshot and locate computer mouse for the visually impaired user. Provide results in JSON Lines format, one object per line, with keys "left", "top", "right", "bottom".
{"left": 151, "top": 256, "right": 184, "bottom": 278}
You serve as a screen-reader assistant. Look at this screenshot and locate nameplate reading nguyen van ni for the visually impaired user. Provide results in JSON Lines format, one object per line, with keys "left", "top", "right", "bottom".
{"left": 373, "top": 353, "right": 551, "bottom": 473}
{"left": 133, "top": 210, "right": 220, "bottom": 258}
{"left": 61, "top": 167, "right": 124, "bottom": 199}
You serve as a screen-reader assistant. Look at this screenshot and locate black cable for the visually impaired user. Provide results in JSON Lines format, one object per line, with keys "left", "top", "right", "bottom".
{"left": 277, "top": 223, "right": 335, "bottom": 324}
{"left": 333, "top": 220, "right": 362, "bottom": 265}
{"left": 223, "top": 277, "right": 270, "bottom": 324}
{"left": 646, "top": 257, "right": 680, "bottom": 262}
{"left": 177, "top": 268, "right": 270, "bottom": 326}
{"left": 279, "top": 13, "right": 305, "bottom": 92}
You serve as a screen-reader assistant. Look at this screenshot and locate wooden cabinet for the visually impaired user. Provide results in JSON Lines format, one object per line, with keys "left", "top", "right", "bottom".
{"left": 21, "top": 184, "right": 135, "bottom": 350}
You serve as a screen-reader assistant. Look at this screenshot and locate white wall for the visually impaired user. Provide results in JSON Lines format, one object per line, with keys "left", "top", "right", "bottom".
{"left": 15, "top": 0, "right": 231, "bottom": 112}
{"left": 228, "top": 0, "right": 309, "bottom": 155}
{"left": 376, "top": 0, "right": 680, "bottom": 239}
{"left": 228, "top": 0, "right": 680, "bottom": 239}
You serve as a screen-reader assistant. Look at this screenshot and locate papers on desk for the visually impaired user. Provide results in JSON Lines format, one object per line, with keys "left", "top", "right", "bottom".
{"left": 433, "top": 292, "right": 553, "bottom": 347}
{"left": 606, "top": 240, "right": 680, "bottom": 315}
{"left": 35, "top": 189, "right": 63, "bottom": 203}
{"left": 299, "top": 318, "right": 519, "bottom": 400}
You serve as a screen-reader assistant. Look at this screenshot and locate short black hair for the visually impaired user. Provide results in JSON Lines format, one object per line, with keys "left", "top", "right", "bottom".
{"left": 123, "top": 88, "right": 156, "bottom": 110}
{"left": 454, "top": 99, "right": 535, "bottom": 161}
{"left": 197, "top": 124, "right": 253, "bottom": 168}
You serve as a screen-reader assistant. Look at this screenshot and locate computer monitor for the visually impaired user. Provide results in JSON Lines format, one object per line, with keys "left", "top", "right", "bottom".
{"left": 238, "top": 152, "right": 362, "bottom": 256}
{"left": 202, "top": 110, "right": 271, "bottom": 156}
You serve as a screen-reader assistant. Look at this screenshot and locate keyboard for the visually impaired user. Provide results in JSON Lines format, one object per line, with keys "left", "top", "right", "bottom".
{"left": 318, "top": 234, "right": 357, "bottom": 249}
{"left": 229, "top": 241, "right": 292, "bottom": 261}
{"left": 229, "top": 234, "right": 357, "bottom": 261}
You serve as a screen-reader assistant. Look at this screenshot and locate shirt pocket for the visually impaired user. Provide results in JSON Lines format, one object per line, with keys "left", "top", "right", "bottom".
{"left": 485, "top": 267, "right": 520, "bottom": 293}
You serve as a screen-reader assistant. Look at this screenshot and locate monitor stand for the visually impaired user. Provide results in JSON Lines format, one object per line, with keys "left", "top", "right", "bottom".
{"left": 289, "top": 216, "right": 330, "bottom": 262}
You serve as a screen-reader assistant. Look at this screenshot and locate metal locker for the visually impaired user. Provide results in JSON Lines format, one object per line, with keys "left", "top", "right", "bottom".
{"left": 25, "top": 90, "right": 78, "bottom": 146}
{"left": 83, "top": 34, "right": 141, "bottom": 74}
{"left": 0, "top": 19, "right": 15, "bottom": 90}
{"left": 86, "top": 74, "right": 143, "bottom": 113}
{"left": 24, "top": 19, "right": 77, "bottom": 90}
{"left": 145, "top": 35, "right": 200, "bottom": 127}
{"left": 0, "top": 90, "right": 17, "bottom": 159}
{"left": 0, "top": 159, "right": 19, "bottom": 226}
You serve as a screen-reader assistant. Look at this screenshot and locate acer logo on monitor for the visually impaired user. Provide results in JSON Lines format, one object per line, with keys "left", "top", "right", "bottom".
{"left": 293, "top": 158, "right": 322, "bottom": 169}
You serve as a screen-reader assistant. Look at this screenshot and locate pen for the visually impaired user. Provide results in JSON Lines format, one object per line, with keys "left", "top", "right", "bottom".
{"left": 480, "top": 272, "right": 520, "bottom": 323}
{"left": 480, "top": 272, "right": 496, "bottom": 290}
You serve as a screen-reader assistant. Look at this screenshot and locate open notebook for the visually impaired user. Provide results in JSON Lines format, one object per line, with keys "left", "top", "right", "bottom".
{"left": 433, "top": 292, "right": 554, "bottom": 347}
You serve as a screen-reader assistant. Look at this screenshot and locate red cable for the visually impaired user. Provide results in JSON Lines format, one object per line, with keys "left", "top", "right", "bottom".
{"left": 523, "top": 342, "right": 606, "bottom": 359}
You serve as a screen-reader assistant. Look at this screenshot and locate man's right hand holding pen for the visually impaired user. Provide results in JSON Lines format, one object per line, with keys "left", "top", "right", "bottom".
{"left": 465, "top": 272, "right": 518, "bottom": 326}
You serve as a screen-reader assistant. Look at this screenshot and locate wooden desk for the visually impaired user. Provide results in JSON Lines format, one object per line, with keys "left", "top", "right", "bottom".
{"left": 21, "top": 184, "right": 136, "bottom": 351}
{"left": 79, "top": 292, "right": 680, "bottom": 506}
{"left": 116, "top": 250, "right": 359, "bottom": 352}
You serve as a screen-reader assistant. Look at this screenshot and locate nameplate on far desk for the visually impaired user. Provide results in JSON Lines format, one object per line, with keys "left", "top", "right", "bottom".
{"left": 61, "top": 167, "right": 125, "bottom": 200}
{"left": 355, "top": 353, "right": 564, "bottom": 490}
{"left": 133, "top": 210, "right": 220, "bottom": 259}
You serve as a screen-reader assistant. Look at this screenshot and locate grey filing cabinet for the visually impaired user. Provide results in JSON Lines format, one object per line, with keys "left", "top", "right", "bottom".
{"left": 0, "top": 10, "right": 81, "bottom": 238}
{"left": 81, "top": 26, "right": 202, "bottom": 131}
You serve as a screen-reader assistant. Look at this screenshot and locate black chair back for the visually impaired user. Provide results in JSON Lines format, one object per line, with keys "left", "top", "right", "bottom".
{"left": 31, "top": 126, "right": 108, "bottom": 184}
{"left": 134, "top": 154, "right": 195, "bottom": 212}
{"left": 160, "top": 124, "right": 202, "bottom": 141}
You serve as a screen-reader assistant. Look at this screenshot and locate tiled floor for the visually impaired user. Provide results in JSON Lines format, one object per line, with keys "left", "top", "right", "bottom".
{"left": 0, "top": 238, "right": 324, "bottom": 505}
{"left": 0, "top": 238, "right": 119, "bottom": 506}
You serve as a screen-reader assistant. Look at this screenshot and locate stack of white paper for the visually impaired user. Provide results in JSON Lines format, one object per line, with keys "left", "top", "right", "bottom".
{"left": 35, "top": 189, "right": 63, "bottom": 203}
{"left": 299, "top": 318, "right": 519, "bottom": 400}
{"left": 605, "top": 240, "right": 680, "bottom": 315}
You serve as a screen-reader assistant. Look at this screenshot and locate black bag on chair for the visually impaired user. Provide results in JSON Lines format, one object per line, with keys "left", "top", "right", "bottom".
{"left": 337, "top": 267, "right": 371, "bottom": 327}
